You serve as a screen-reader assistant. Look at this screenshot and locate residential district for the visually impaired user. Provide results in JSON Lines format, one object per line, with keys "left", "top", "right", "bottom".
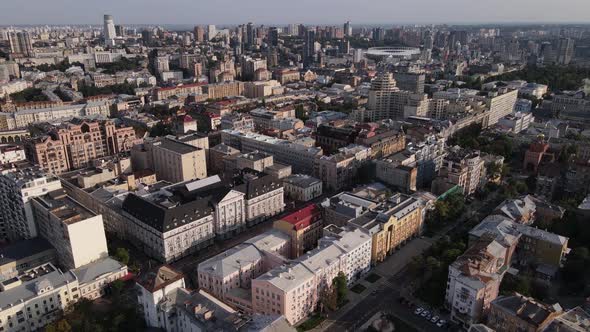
{"left": 0, "top": 15, "right": 589, "bottom": 332}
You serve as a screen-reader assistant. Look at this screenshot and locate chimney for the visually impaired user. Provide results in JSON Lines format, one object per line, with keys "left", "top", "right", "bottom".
{"left": 203, "top": 310, "right": 214, "bottom": 320}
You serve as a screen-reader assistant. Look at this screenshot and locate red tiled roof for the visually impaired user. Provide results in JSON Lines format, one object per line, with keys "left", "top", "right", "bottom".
{"left": 280, "top": 204, "right": 321, "bottom": 231}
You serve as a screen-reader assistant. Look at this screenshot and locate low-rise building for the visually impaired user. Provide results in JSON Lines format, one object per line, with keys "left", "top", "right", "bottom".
{"left": 234, "top": 169, "right": 284, "bottom": 226}
{"left": 445, "top": 233, "right": 515, "bottom": 328}
{"left": 487, "top": 293, "right": 562, "bottom": 332}
{"left": 121, "top": 179, "right": 216, "bottom": 263}
{"left": 137, "top": 265, "right": 266, "bottom": 332}
{"left": 314, "top": 145, "right": 370, "bottom": 192}
{"left": 73, "top": 257, "right": 128, "bottom": 300}
{"left": 142, "top": 137, "right": 208, "bottom": 183}
{"left": 0, "top": 144, "right": 26, "bottom": 165}
{"left": 497, "top": 112, "right": 534, "bottom": 134}
{"left": 221, "top": 130, "right": 323, "bottom": 174}
{"left": 252, "top": 227, "right": 372, "bottom": 324}
{"left": 273, "top": 204, "right": 323, "bottom": 258}
{"left": 0, "top": 264, "right": 81, "bottom": 332}
{"left": 0, "top": 238, "right": 56, "bottom": 282}
{"left": 433, "top": 147, "right": 485, "bottom": 196}
{"left": 375, "top": 152, "right": 418, "bottom": 193}
{"left": 282, "top": 174, "right": 323, "bottom": 202}
{"left": 323, "top": 192, "right": 379, "bottom": 226}
{"left": 470, "top": 215, "right": 569, "bottom": 274}
{"left": 493, "top": 195, "right": 537, "bottom": 225}
{"left": 197, "top": 229, "right": 290, "bottom": 303}
{"left": 349, "top": 193, "right": 425, "bottom": 264}
{"left": 543, "top": 306, "right": 590, "bottom": 332}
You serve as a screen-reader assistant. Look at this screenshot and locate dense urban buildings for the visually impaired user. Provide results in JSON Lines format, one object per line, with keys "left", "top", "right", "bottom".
{"left": 1, "top": 11, "right": 590, "bottom": 332}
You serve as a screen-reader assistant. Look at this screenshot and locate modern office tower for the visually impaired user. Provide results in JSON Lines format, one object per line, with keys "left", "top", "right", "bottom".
{"left": 423, "top": 31, "right": 434, "bottom": 49}
{"left": 141, "top": 29, "right": 155, "bottom": 45}
{"left": 194, "top": 25, "right": 205, "bottom": 42}
{"left": 268, "top": 27, "right": 279, "bottom": 46}
{"left": 394, "top": 72, "right": 426, "bottom": 94}
{"left": 246, "top": 22, "right": 255, "bottom": 46}
{"left": 0, "top": 162, "right": 62, "bottom": 241}
{"left": 449, "top": 30, "right": 468, "bottom": 47}
{"left": 115, "top": 25, "right": 125, "bottom": 37}
{"left": 304, "top": 28, "right": 316, "bottom": 66}
{"left": 8, "top": 31, "right": 33, "bottom": 57}
{"left": 344, "top": 21, "right": 352, "bottom": 37}
{"left": 557, "top": 37, "right": 574, "bottom": 65}
{"left": 207, "top": 24, "right": 217, "bottom": 41}
{"left": 287, "top": 24, "right": 299, "bottom": 36}
{"left": 103, "top": 14, "right": 116, "bottom": 46}
{"left": 372, "top": 27, "right": 385, "bottom": 41}
{"left": 340, "top": 39, "right": 350, "bottom": 54}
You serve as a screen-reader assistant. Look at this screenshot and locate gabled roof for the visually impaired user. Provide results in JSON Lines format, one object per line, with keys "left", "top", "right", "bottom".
{"left": 137, "top": 265, "right": 183, "bottom": 293}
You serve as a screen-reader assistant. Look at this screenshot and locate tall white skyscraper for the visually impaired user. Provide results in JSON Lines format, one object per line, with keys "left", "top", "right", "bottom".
{"left": 103, "top": 14, "right": 116, "bottom": 46}
{"left": 207, "top": 25, "right": 217, "bottom": 41}
{"left": 344, "top": 21, "right": 352, "bottom": 37}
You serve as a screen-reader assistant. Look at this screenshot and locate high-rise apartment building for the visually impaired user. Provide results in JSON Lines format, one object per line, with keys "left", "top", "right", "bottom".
{"left": 207, "top": 24, "right": 217, "bottom": 41}
{"left": 304, "top": 28, "right": 316, "bottom": 66}
{"left": 367, "top": 72, "right": 430, "bottom": 121}
{"left": 268, "top": 27, "right": 279, "bottom": 46}
{"left": 103, "top": 14, "right": 116, "bottom": 46}
{"left": 8, "top": 32, "right": 33, "bottom": 57}
{"left": 246, "top": 22, "right": 255, "bottom": 46}
{"left": 557, "top": 37, "right": 574, "bottom": 65}
{"left": 32, "top": 189, "right": 109, "bottom": 270}
{"left": 194, "top": 25, "right": 205, "bottom": 43}
{"left": 394, "top": 72, "right": 426, "bottom": 94}
{"left": 344, "top": 21, "right": 352, "bottom": 37}
{"left": 0, "top": 162, "right": 62, "bottom": 241}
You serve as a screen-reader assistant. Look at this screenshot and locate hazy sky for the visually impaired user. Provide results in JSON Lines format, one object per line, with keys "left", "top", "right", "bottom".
{"left": 2, "top": 0, "right": 590, "bottom": 25}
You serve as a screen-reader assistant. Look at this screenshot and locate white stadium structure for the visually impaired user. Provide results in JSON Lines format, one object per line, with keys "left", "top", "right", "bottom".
{"left": 365, "top": 47, "right": 422, "bottom": 61}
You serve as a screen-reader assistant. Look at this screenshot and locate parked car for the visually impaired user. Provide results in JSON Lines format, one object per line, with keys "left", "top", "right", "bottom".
{"left": 437, "top": 319, "right": 447, "bottom": 328}
{"left": 431, "top": 316, "right": 439, "bottom": 323}
{"left": 421, "top": 310, "right": 430, "bottom": 317}
{"left": 425, "top": 312, "right": 432, "bottom": 320}
{"left": 414, "top": 307, "right": 424, "bottom": 315}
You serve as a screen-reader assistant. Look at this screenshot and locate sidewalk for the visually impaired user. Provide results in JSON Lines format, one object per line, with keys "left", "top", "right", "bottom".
{"left": 309, "top": 276, "right": 387, "bottom": 332}
{"left": 309, "top": 237, "right": 433, "bottom": 332}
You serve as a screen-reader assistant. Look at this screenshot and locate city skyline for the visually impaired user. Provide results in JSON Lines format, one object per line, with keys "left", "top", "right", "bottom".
{"left": 1, "top": 0, "right": 590, "bottom": 26}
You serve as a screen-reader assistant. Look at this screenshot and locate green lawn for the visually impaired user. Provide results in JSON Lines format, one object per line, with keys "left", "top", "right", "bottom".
{"left": 296, "top": 314, "right": 326, "bottom": 332}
